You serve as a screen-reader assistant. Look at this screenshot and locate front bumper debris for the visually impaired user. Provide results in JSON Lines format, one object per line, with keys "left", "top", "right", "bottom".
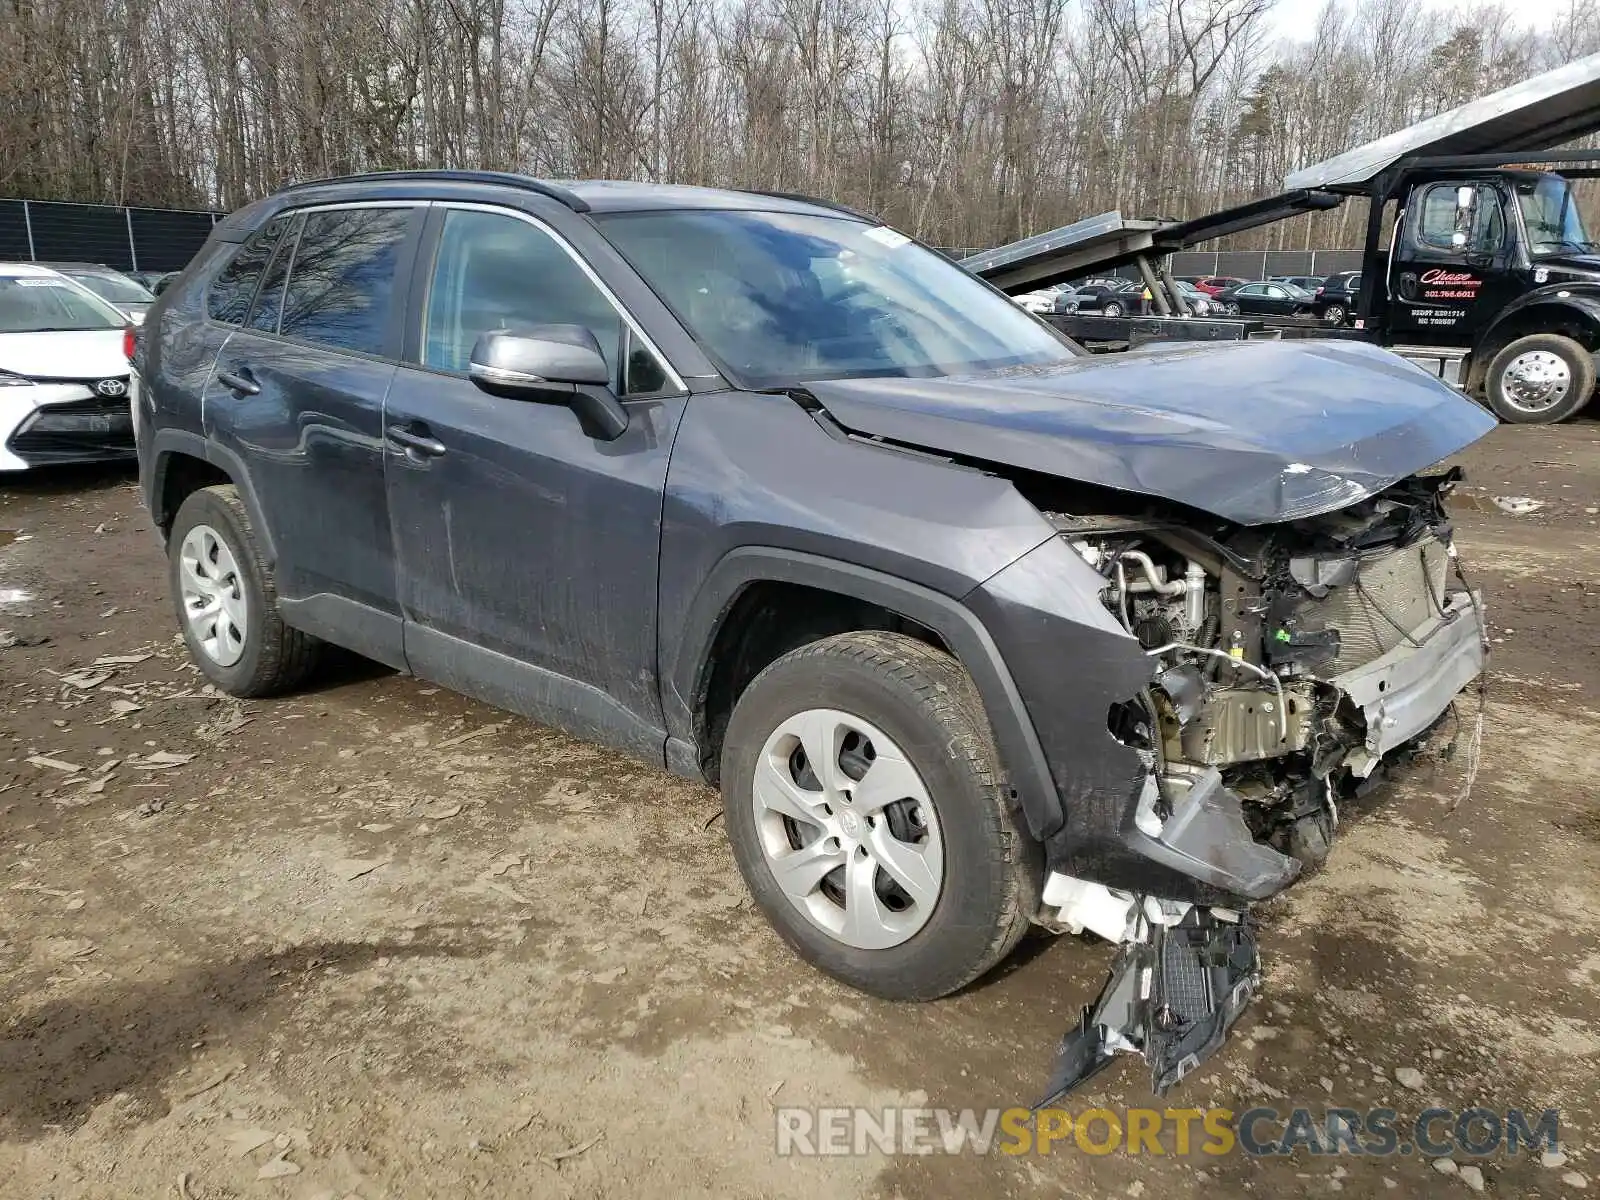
{"left": 1039, "top": 906, "right": 1258, "bottom": 1104}
{"left": 1333, "top": 590, "right": 1485, "bottom": 768}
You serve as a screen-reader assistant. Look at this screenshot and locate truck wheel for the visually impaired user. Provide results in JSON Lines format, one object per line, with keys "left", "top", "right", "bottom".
{"left": 720, "top": 631, "right": 1041, "bottom": 1001}
{"left": 168, "top": 485, "right": 323, "bottom": 696}
{"left": 1102, "top": 300, "right": 1125, "bottom": 317}
{"left": 1485, "top": 334, "right": 1596, "bottom": 423}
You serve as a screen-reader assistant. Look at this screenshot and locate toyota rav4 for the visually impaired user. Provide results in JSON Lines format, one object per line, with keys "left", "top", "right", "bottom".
{"left": 132, "top": 171, "right": 1494, "bottom": 1098}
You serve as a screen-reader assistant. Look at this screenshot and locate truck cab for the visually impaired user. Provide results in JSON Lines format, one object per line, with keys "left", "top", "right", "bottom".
{"left": 1381, "top": 168, "right": 1600, "bottom": 421}
{"left": 1381, "top": 168, "right": 1600, "bottom": 422}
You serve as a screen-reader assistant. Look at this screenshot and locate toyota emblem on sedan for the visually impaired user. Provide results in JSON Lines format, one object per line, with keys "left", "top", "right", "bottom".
{"left": 96, "top": 378, "right": 127, "bottom": 397}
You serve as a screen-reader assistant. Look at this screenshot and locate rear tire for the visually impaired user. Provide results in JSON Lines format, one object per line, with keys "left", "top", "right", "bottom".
{"left": 720, "top": 632, "right": 1041, "bottom": 1001}
{"left": 168, "top": 485, "right": 323, "bottom": 697}
{"left": 1485, "top": 333, "right": 1596, "bottom": 424}
{"left": 1102, "top": 300, "right": 1125, "bottom": 318}
{"left": 1322, "top": 303, "right": 1347, "bottom": 326}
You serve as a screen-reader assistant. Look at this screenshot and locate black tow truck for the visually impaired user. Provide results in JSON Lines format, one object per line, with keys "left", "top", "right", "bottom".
{"left": 966, "top": 52, "right": 1600, "bottom": 424}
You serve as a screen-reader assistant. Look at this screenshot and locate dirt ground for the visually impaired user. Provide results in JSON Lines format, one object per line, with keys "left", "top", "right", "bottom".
{"left": 1, "top": 422, "right": 1598, "bottom": 1200}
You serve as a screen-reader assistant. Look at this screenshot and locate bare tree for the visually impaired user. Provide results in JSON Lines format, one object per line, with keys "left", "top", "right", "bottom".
{"left": 0, "top": 0, "right": 1591, "bottom": 252}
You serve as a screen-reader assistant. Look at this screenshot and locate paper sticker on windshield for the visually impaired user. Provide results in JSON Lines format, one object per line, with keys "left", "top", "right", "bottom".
{"left": 14, "top": 278, "right": 67, "bottom": 287}
{"left": 863, "top": 226, "right": 911, "bottom": 249}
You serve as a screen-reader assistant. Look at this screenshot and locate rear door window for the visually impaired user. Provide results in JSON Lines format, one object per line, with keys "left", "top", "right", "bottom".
{"left": 278, "top": 207, "right": 414, "bottom": 356}
{"left": 207, "top": 216, "right": 291, "bottom": 326}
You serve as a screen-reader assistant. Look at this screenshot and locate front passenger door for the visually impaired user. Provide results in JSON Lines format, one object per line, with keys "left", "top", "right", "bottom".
{"left": 384, "top": 205, "right": 688, "bottom": 759}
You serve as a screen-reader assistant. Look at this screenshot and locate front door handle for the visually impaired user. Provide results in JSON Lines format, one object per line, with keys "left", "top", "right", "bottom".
{"left": 387, "top": 425, "right": 447, "bottom": 458}
{"left": 217, "top": 369, "right": 260, "bottom": 396}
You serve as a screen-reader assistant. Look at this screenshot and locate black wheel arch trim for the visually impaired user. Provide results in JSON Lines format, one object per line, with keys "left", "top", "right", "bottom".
{"left": 1475, "top": 289, "right": 1600, "bottom": 356}
{"left": 669, "top": 546, "right": 1063, "bottom": 840}
{"left": 144, "top": 428, "right": 277, "bottom": 565}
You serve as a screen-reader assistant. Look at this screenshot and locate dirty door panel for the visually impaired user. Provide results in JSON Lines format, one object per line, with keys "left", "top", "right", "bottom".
{"left": 202, "top": 205, "right": 420, "bottom": 666}
{"left": 385, "top": 205, "right": 686, "bottom": 759}
{"left": 384, "top": 371, "right": 684, "bottom": 757}
{"left": 204, "top": 335, "right": 400, "bottom": 629}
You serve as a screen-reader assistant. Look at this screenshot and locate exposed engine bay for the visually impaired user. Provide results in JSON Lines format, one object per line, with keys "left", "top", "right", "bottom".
{"left": 1057, "top": 466, "right": 1486, "bottom": 875}
{"left": 1034, "top": 468, "right": 1489, "bottom": 1102}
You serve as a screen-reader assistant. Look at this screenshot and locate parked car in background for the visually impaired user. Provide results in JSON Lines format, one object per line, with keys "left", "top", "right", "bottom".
{"left": 151, "top": 271, "right": 183, "bottom": 296}
{"left": 1213, "top": 280, "right": 1318, "bottom": 317}
{"left": 134, "top": 170, "right": 1495, "bottom": 1100}
{"left": 1269, "top": 275, "right": 1324, "bottom": 292}
{"left": 1193, "top": 275, "right": 1249, "bottom": 295}
{"left": 1013, "top": 285, "right": 1069, "bottom": 314}
{"left": 1069, "top": 278, "right": 1146, "bottom": 316}
{"left": 39, "top": 263, "right": 156, "bottom": 324}
{"left": 1313, "top": 271, "right": 1362, "bottom": 326}
{"left": 1171, "top": 280, "right": 1224, "bottom": 315}
{"left": 1045, "top": 287, "right": 1081, "bottom": 313}
{"left": 0, "top": 263, "right": 135, "bottom": 471}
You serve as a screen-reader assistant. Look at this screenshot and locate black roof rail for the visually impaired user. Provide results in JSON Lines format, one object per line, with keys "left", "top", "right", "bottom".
{"left": 742, "top": 189, "right": 873, "bottom": 221}
{"left": 277, "top": 170, "right": 591, "bottom": 213}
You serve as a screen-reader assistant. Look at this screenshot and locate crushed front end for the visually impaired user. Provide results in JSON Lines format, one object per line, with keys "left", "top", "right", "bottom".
{"left": 1015, "top": 469, "right": 1488, "bottom": 1100}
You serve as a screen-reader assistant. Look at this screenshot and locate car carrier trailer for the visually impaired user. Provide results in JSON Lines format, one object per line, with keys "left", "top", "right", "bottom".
{"left": 965, "top": 50, "right": 1600, "bottom": 424}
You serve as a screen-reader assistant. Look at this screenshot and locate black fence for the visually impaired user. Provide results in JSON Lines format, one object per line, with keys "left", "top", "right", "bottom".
{"left": 0, "top": 198, "right": 222, "bottom": 272}
{"left": 5, "top": 197, "right": 1366, "bottom": 282}
{"left": 1170, "top": 248, "right": 1365, "bottom": 279}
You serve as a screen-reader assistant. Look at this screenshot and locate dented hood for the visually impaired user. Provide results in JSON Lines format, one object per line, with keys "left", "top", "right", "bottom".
{"left": 806, "top": 339, "right": 1496, "bottom": 525}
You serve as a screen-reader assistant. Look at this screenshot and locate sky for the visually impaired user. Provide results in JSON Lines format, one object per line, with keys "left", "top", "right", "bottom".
{"left": 1267, "top": 0, "right": 1578, "bottom": 44}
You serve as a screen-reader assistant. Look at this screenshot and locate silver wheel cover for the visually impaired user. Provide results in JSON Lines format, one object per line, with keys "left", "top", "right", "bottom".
{"left": 1500, "top": 349, "right": 1573, "bottom": 414}
{"left": 178, "top": 523, "right": 248, "bottom": 667}
{"left": 751, "top": 708, "right": 945, "bottom": 950}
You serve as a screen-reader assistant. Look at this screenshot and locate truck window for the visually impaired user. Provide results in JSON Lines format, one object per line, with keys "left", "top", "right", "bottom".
{"left": 1415, "top": 184, "right": 1504, "bottom": 254}
{"left": 1515, "top": 176, "right": 1595, "bottom": 256}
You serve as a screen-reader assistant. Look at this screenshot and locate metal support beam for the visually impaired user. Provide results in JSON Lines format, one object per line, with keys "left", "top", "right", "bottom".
{"left": 1135, "top": 254, "right": 1172, "bottom": 316}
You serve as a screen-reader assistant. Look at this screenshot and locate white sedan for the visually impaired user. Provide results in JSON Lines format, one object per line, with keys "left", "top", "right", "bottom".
{"left": 1013, "top": 286, "right": 1067, "bottom": 313}
{"left": 0, "top": 264, "right": 135, "bottom": 472}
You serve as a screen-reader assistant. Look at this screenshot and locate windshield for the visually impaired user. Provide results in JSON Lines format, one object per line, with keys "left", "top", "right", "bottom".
{"left": 65, "top": 271, "right": 155, "bottom": 305}
{"left": 0, "top": 276, "right": 126, "bottom": 332}
{"left": 595, "top": 209, "right": 1076, "bottom": 387}
{"left": 1516, "top": 176, "right": 1596, "bottom": 255}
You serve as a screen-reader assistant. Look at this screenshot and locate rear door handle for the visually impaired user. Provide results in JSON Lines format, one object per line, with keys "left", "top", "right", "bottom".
{"left": 216, "top": 369, "right": 260, "bottom": 396}
{"left": 387, "top": 425, "right": 447, "bottom": 458}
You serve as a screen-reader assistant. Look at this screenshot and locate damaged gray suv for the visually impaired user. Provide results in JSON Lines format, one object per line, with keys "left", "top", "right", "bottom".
{"left": 131, "top": 172, "right": 1493, "bottom": 1098}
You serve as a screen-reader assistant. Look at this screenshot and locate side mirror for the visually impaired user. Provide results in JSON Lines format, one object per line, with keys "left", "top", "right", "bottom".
{"left": 469, "top": 326, "right": 629, "bottom": 441}
{"left": 1451, "top": 185, "right": 1478, "bottom": 249}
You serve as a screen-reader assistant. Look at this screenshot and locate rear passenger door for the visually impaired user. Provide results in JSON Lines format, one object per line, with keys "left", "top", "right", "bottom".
{"left": 203, "top": 203, "right": 423, "bottom": 668}
{"left": 383, "top": 203, "right": 689, "bottom": 759}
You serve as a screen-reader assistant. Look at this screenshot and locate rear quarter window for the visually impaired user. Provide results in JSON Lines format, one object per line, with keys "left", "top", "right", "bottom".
{"left": 207, "top": 216, "right": 291, "bottom": 326}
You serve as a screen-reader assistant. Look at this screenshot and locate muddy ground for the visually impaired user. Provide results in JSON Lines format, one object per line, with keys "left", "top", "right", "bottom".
{"left": 1, "top": 422, "right": 1598, "bottom": 1199}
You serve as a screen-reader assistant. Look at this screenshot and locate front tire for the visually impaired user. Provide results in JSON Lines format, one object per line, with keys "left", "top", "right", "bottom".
{"left": 1485, "top": 333, "right": 1596, "bottom": 423}
{"left": 721, "top": 632, "right": 1041, "bottom": 1001}
{"left": 168, "top": 485, "right": 323, "bottom": 696}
